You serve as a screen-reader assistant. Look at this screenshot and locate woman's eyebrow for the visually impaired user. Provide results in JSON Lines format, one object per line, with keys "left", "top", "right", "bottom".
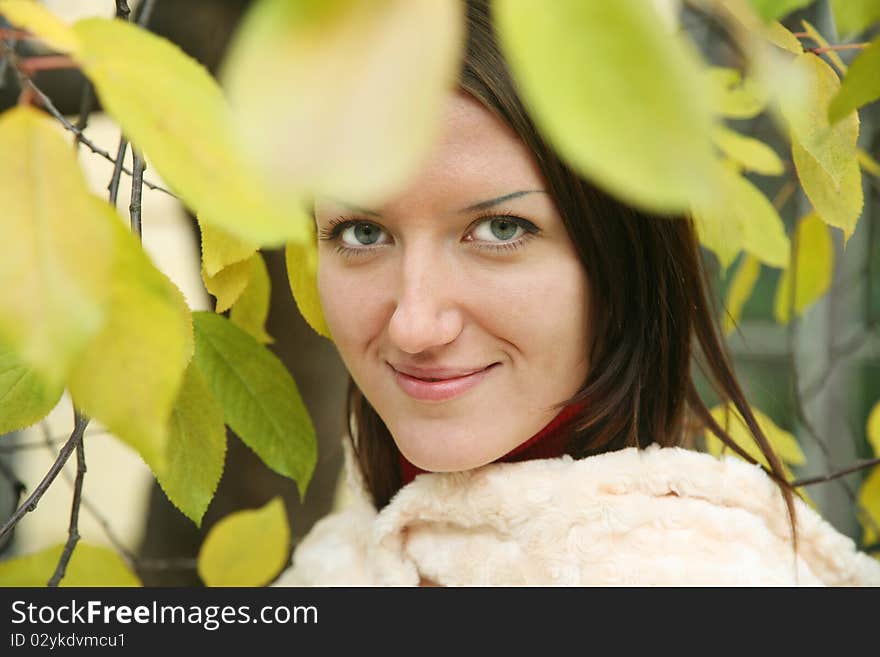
{"left": 458, "top": 189, "right": 547, "bottom": 213}
{"left": 329, "top": 189, "right": 546, "bottom": 217}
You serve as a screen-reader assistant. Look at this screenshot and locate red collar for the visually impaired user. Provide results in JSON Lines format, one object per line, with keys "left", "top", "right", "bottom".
{"left": 398, "top": 401, "right": 584, "bottom": 486}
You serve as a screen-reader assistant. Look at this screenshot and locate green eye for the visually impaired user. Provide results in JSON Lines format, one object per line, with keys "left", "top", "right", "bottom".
{"left": 489, "top": 218, "right": 519, "bottom": 240}
{"left": 472, "top": 216, "right": 526, "bottom": 242}
{"left": 341, "top": 222, "right": 384, "bottom": 246}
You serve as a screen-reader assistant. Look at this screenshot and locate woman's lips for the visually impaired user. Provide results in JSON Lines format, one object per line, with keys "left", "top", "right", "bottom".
{"left": 390, "top": 363, "right": 498, "bottom": 402}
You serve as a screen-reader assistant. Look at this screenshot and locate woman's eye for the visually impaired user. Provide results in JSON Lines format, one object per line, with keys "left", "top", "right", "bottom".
{"left": 340, "top": 222, "right": 387, "bottom": 246}
{"left": 471, "top": 217, "right": 526, "bottom": 242}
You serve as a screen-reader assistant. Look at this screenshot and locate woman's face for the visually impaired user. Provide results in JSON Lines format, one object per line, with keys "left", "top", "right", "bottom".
{"left": 315, "top": 91, "right": 591, "bottom": 472}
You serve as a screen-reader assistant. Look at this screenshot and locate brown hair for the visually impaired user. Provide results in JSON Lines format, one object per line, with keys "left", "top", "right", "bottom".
{"left": 345, "top": 0, "right": 797, "bottom": 540}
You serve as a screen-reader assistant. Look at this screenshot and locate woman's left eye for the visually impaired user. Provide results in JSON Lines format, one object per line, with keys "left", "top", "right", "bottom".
{"left": 468, "top": 216, "right": 537, "bottom": 243}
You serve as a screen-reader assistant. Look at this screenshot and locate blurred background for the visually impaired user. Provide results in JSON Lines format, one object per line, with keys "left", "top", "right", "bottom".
{"left": 0, "top": 0, "right": 877, "bottom": 584}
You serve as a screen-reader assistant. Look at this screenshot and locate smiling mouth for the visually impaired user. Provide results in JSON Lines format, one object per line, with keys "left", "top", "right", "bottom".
{"left": 389, "top": 363, "right": 499, "bottom": 402}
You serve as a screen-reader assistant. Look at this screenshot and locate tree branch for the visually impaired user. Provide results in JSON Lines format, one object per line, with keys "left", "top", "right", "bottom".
{"left": 792, "top": 456, "right": 880, "bottom": 488}
{"left": 130, "top": 150, "right": 145, "bottom": 238}
{"left": 0, "top": 412, "right": 89, "bottom": 542}
{"left": 47, "top": 412, "right": 89, "bottom": 586}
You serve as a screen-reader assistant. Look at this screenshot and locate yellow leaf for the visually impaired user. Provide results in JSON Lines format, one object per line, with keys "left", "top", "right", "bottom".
{"left": 706, "top": 403, "right": 806, "bottom": 480}
{"left": 68, "top": 204, "right": 192, "bottom": 476}
{"left": 230, "top": 252, "right": 273, "bottom": 344}
{"left": 723, "top": 254, "right": 761, "bottom": 335}
{"left": 774, "top": 213, "right": 833, "bottom": 323}
{"left": 765, "top": 20, "right": 804, "bottom": 54}
{"left": 858, "top": 148, "right": 880, "bottom": 178}
{"left": 198, "top": 218, "right": 256, "bottom": 278}
{"left": 0, "top": 543, "right": 140, "bottom": 586}
{"left": 858, "top": 468, "right": 880, "bottom": 546}
{"left": 71, "top": 18, "right": 307, "bottom": 246}
{"left": 693, "top": 165, "right": 789, "bottom": 270}
{"left": 0, "top": 106, "right": 113, "bottom": 388}
{"left": 286, "top": 223, "right": 331, "bottom": 340}
{"left": 494, "top": 0, "right": 716, "bottom": 213}
{"left": 793, "top": 138, "right": 863, "bottom": 241}
{"left": 198, "top": 497, "right": 290, "bottom": 587}
{"left": 222, "top": 0, "right": 464, "bottom": 208}
{"left": 157, "top": 361, "right": 227, "bottom": 527}
{"left": 800, "top": 19, "right": 847, "bottom": 75}
{"left": 712, "top": 125, "right": 784, "bottom": 175}
{"left": 867, "top": 401, "right": 880, "bottom": 457}
{"left": 203, "top": 258, "right": 253, "bottom": 314}
{"left": 0, "top": 0, "right": 81, "bottom": 53}
{"left": 780, "top": 54, "right": 859, "bottom": 187}
{"left": 706, "top": 67, "right": 768, "bottom": 119}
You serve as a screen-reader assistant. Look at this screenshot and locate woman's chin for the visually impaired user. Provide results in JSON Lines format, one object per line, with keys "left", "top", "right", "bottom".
{"left": 391, "top": 420, "right": 513, "bottom": 473}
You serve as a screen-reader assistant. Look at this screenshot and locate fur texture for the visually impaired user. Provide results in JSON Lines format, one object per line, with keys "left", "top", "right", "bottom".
{"left": 275, "top": 442, "right": 880, "bottom": 586}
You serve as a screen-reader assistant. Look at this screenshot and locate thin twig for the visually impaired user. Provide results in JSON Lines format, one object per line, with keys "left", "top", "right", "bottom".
{"left": 792, "top": 456, "right": 880, "bottom": 487}
{"left": 0, "top": 413, "right": 90, "bottom": 542}
{"left": 130, "top": 151, "right": 145, "bottom": 238}
{"left": 0, "top": 40, "right": 174, "bottom": 197}
{"left": 73, "top": 81, "right": 95, "bottom": 145}
{"left": 41, "top": 423, "right": 138, "bottom": 569}
{"left": 48, "top": 412, "right": 89, "bottom": 587}
{"left": 26, "top": 78, "right": 172, "bottom": 194}
{"left": 809, "top": 43, "right": 870, "bottom": 54}
{"left": 108, "top": 138, "right": 129, "bottom": 206}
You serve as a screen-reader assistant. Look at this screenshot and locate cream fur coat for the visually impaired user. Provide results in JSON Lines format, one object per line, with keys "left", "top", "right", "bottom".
{"left": 275, "top": 442, "right": 880, "bottom": 586}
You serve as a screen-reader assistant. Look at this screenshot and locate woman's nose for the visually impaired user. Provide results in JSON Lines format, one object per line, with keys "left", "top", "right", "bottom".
{"left": 387, "top": 252, "right": 464, "bottom": 354}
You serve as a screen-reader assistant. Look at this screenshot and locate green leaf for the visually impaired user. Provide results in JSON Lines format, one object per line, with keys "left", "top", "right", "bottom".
{"left": 286, "top": 224, "right": 332, "bottom": 340}
{"left": 773, "top": 212, "right": 833, "bottom": 323}
{"left": 706, "top": 67, "right": 768, "bottom": 119}
{"left": 0, "top": 106, "right": 113, "bottom": 389}
{"left": 748, "top": 0, "right": 815, "bottom": 22}
{"left": 230, "top": 253, "right": 273, "bottom": 345}
{"left": 723, "top": 254, "right": 761, "bottom": 335}
{"left": 829, "top": 37, "right": 880, "bottom": 124}
{"left": 868, "top": 400, "right": 880, "bottom": 456}
{"left": 203, "top": 258, "right": 253, "bottom": 314}
{"left": 71, "top": 18, "right": 307, "bottom": 246}
{"left": 198, "top": 218, "right": 257, "bottom": 278}
{"left": 706, "top": 403, "right": 806, "bottom": 479}
{"left": 0, "top": 344, "right": 62, "bottom": 434}
{"left": 221, "top": 0, "right": 464, "bottom": 208}
{"left": 0, "top": 543, "right": 140, "bottom": 586}
{"left": 156, "top": 361, "right": 226, "bottom": 527}
{"left": 693, "top": 165, "right": 789, "bottom": 270}
{"left": 494, "top": 0, "right": 715, "bottom": 213}
{"left": 793, "top": 137, "right": 863, "bottom": 240}
{"left": 192, "top": 312, "right": 316, "bottom": 498}
{"left": 68, "top": 204, "right": 192, "bottom": 476}
{"left": 712, "top": 125, "right": 784, "bottom": 175}
{"left": 197, "top": 497, "right": 290, "bottom": 587}
{"left": 831, "top": 0, "right": 880, "bottom": 38}
{"left": 780, "top": 54, "right": 859, "bottom": 187}
{"left": 0, "top": 0, "right": 81, "bottom": 53}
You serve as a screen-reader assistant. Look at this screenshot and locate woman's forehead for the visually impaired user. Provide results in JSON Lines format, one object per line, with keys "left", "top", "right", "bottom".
{"left": 316, "top": 93, "right": 546, "bottom": 218}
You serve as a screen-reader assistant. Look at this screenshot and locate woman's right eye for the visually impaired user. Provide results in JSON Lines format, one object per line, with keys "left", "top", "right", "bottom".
{"left": 339, "top": 222, "right": 389, "bottom": 247}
